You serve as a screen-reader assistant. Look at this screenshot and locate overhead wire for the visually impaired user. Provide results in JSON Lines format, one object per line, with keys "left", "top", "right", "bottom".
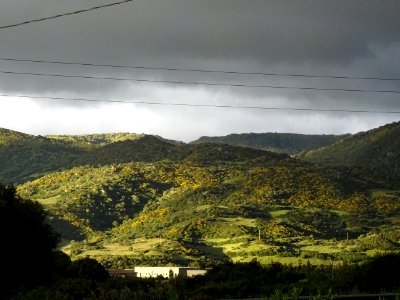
{"left": 0, "top": 57, "right": 399, "bottom": 82}
{"left": 0, "top": 69, "right": 400, "bottom": 95}
{"left": 0, "top": 93, "right": 399, "bottom": 114}
{"left": 0, "top": 2, "right": 397, "bottom": 117}
{"left": 0, "top": 0, "right": 134, "bottom": 29}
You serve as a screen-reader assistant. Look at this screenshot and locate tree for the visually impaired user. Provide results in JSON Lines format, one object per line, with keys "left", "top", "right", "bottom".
{"left": 357, "top": 253, "right": 400, "bottom": 291}
{"left": 69, "top": 257, "right": 109, "bottom": 282}
{"left": 0, "top": 184, "right": 60, "bottom": 295}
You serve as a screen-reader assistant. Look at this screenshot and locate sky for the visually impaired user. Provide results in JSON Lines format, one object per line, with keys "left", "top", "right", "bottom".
{"left": 0, "top": 0, "right": 399, "bottom": 142}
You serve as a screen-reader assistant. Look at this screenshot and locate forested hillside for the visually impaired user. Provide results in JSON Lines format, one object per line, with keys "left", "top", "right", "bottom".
{"left": 301, "top": 121, "right": 400, "bottom": 183}
{"left": 0, "top": 130, "right": 181, "bottom": 183}
{"left": 16, "top": 145, "right": 291, "bottom": 238}
{"left": 0, "top": 128, "right": 86, "bottom": 183}
{"left": 17, "top": 142, "right": 399, "bottom": 267}
{"left": 0, "top": 128, "right": 351, "bottom": 184}
{"left": 191, "top": 132, "right": 349, "bottom": 154}
{"left": 3, "top": 124, "right": 400, "bottom": 267}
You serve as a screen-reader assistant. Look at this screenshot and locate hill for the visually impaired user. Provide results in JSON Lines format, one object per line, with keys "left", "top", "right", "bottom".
{"left": 47, "top": 132, "right": 184, "bottom": 146}
{"left": 16, "top": 143, "right": 290, "bottom": 235}
{"left": 0, "top": 128, "right": 86, "bottom": 183}
{"left": 3, "top": 125, "right": 400, "bottom": 267}
{"left": 0, "top": 130, "right": 183, "bottom": 183}
{"left": 17, "top": 144, "right": 398, "bottom": 267}
{"left": 46, "top": 132, "right": 146, "bottom": 145}
{"left": 301, "top": 121, "right": 400, "bottom": 184}
{"left": 191, "top": 132, "right": 349, "bottom": 154}
{"left": 0, "top": 128, "right": 289, "bottom": 183}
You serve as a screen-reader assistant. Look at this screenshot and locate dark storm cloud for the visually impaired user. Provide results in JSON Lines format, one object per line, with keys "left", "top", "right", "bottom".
{"left": 0, "top": 0, "right": 399, "bottom": 139}
{"left": 1, "top": 0, "right": 400, "bottom": 64}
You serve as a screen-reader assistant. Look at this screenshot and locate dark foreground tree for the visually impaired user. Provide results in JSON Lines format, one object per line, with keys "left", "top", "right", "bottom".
{"left": 0, "top": 184, "right": 59, "bottom": 296}
{"left": 356, "top": 253, "right": 400, "bottom": 292}
{"left": 69, "top": 257, "right": 109, "bottom": 282}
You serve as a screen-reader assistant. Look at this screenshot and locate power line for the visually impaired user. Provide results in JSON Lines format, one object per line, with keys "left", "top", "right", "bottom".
{"left": 0, "top": 56, "right": 399, "bottom": 82}
{"left": 1, "top": 93, "right": 399, "bottom": 114}
{"left": 1, "top": 69, "right": 400, "bottom": 95}
{"left": 0, "top": 0, "right": 134, "bottom": 29}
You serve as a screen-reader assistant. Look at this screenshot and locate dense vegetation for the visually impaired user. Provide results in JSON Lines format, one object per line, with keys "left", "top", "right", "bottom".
{"left": 2, "top": 122, "right": 400, "bottom": 296}
{"left": 0, "top": 128, "right": 348, "bottom": 184}
{"left": 192, "top": 132, "right": 349, "bottom": 154}
{"left": 0, "top": 129, "right": 287, "bottom": 183}
{"left": 11, "top": 255, "right": 400, "bottom": 299}
{"left": 302, "top": 121, "right": 400, "bottom": 184}
{"left": 0, "top": 183, "right": 110, "bottom": 299}
{"left": 0, "top": 183, "right": 59, "bottom": 297}
{"left": 46, "top": 132, "right": 146, "bottom": 145}
{"left": 0, "top": 128, "right": 86, "bottom": 183}
{"left": 4, "top": 179, "right": 400, "bottom": 299}
{"left": 16, "top": 133, "right": 400, "bottom": 268}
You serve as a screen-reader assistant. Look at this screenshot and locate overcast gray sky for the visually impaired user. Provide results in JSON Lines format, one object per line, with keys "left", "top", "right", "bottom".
{"left": 0, "top": 0, "right": 399, "bottom": 141}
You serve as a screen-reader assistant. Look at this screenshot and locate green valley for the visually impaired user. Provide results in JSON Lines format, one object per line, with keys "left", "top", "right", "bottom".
{"left": 1, "top": 122, "right": 400, "bottom": 269}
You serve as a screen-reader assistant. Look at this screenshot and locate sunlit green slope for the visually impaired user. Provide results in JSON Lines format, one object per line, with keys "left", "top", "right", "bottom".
{"left": 17, "top": 143, "right": 398, "bottom": 266}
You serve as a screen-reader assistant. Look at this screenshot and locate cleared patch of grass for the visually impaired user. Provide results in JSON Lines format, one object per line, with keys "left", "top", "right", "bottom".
{"left": 219, "top": 217, "right": 257, "bottom": 227}
{"left": 300, "top": 245, "right": 340, "bottom": 254}
{"left": 270, "top": 210, "right": 290, "bottom": 217}
{"left": 329, "top": 209, "right": 350, "bottom": 217}
{"left": 204, "top": 235, "right": 254, "bottom": 245}
{"left": 205, "top": 238, "right": 277, "bottom": 259}
{"left": 220, "top": 242, "right": 247, "bottom": 253}
{"left": 37, "top": 195, "right": 61, "bottom": 205}
{"left": 71, "top": 238, "right": 172, "bottom": 257}
{"left": 205, "top": 237, "right": 232, "bottom": 243}
{"left": 195, "top": 205, "right": 211, "bottom": 211}
{"left": 233, "top": 255, "right": 330, "bottom": 266}
{"left": 364, "top": 249, "right": 400, "bottom": 256}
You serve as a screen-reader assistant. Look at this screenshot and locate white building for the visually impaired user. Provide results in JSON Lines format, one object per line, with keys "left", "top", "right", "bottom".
{"left": 134, "top": 266, "right": 207, "bottom": 278}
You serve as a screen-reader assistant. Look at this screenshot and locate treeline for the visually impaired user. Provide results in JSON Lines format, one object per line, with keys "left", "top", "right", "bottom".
{"left": 191, "top": 132, "right": 349, "bottom": 154}
{"left": 12, "top": 255, "right": 400, "bottom": 299}
{"left": 302, "top": 121, "right": 400, "bottom": 185}
{"left": 0, "top": 183, "right": 109, "bottom": 298}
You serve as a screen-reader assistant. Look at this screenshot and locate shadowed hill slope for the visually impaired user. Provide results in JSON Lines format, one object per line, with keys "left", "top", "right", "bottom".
{"left": 301, "top": 121, "right": 400, "bottom": 184}
{"left": 0, "top": 130, "right": 182, "bottom": 183}
{"left": 0, "top": 128, "right": 86, "bottom": 183}
{"left": 191, "top": 132, "right": 349, "bottom": 154}
{"left": 0, "top": 129, "right": 289, "bottom": 183}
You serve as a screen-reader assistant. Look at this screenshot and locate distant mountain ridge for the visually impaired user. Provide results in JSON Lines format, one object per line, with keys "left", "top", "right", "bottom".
{"left": 2, "top": 124, "right": 398, "bottom": 185}
{"left": 191, "top": 132, "right": 350, "bottom": 154}
{"left": 0, "top": 129, "right": 180, "bottom": 183}
{"left": 0, "top": 128, "right": 286, "bottom": 183}
{"left": 47, "top": 132, "right": 184, "bottom": 146}
{"left": 46, "top": 132, "right": 146, "bottom": 145}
